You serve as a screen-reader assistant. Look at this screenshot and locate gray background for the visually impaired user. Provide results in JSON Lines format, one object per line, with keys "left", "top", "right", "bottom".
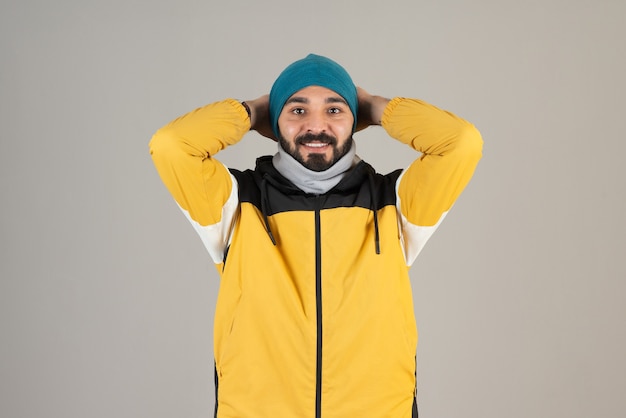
{"left": 2, "top": 0, "right": 625, "bottom": 417}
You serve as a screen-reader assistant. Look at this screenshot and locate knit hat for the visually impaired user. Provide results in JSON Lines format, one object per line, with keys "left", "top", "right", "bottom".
{"left": 269, "top": 54, "right": 358, "bottom": 138}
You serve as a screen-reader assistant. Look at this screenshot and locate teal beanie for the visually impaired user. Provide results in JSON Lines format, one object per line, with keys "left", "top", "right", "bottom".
{"left": 269, "top": 54, "right": 358, "bottom": 138}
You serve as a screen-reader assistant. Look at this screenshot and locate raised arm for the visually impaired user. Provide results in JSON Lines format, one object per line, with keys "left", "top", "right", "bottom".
{"left": 149, "top": 99, "right": 252, "bottom": 263}
{"left": 382, "top": 97, "right": 483, "bottom": 264}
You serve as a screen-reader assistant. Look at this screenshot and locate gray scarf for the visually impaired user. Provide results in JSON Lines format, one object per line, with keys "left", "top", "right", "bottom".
{"left": 272, "top": 142, "right": 360, "bottom": 194}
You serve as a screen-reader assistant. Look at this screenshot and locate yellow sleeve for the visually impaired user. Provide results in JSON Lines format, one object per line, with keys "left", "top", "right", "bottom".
{"left": 149, "top": 99, "right": 250, "bottom": 227}
{"left": 382, "top": 97, "right": 482, "bottom": 264}
{"left": 382, "top": 97, "right": 483, "bottom": 228}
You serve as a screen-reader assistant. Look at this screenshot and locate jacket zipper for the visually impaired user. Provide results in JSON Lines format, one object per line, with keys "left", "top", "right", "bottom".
{"left": 314, "top": 200, "right": 323, "bottom": 418}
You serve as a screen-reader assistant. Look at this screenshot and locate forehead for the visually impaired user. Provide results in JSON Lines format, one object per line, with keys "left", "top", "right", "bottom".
{"left": 287, "top": 85, "right": 345, "bottom": 102}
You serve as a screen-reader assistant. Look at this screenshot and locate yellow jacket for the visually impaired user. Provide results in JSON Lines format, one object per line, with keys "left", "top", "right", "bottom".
{"left": 150, "top": 97, "right": 482, "bottom": 418}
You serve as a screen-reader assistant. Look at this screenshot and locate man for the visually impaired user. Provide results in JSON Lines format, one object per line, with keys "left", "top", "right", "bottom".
{"left": 150, "top": 54, "right": 482, "bottom": 418}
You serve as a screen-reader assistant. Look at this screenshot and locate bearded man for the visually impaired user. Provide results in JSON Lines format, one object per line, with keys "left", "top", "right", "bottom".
{"left": 150, "top": 53, "right": 483, "bottom": 418}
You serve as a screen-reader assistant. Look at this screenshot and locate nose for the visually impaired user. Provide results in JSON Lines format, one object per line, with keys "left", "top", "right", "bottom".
{"left": 305, "top": 111, "right": 328, "bottom": 133}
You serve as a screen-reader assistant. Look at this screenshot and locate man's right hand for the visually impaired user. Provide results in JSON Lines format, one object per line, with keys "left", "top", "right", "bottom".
{"left": 245, "top": 94, "right": 277, "bottom": 141}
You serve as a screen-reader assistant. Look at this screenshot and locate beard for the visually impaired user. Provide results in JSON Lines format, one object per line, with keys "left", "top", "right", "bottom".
{"left": 279, "top": 132, "right": 354, "bottom": 172}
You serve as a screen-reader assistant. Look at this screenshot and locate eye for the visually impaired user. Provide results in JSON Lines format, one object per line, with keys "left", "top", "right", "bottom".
{"left": 328, "top": 107, "right": 341, "bottom": 114}
{"left": 290, "top": 107, "right": 305, "bottom": 115}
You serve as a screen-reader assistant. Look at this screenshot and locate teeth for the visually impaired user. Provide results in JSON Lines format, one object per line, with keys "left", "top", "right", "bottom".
{"left": 304, "top": 142, "right": 327, "bottom": 148}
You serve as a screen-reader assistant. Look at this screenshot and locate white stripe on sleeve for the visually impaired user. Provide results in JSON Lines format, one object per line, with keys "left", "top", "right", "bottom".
{"left": 395, "top": 170, "right": 448, "bottom": 266}
{"left": 178, "top": 172, "right": 240, "bottom": 264}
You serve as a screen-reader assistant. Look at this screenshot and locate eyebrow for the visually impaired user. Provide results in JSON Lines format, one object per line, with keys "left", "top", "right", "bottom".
{"left": 284, "top": 96, "right": 348, "bottom": 105}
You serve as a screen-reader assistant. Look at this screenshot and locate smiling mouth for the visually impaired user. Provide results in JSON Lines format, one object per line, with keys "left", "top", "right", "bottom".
{"left": 302, "top": 141, "right": 330, "bottom": 148}
{"left": 296, "top": 132, "right": 336, "bottom": 150}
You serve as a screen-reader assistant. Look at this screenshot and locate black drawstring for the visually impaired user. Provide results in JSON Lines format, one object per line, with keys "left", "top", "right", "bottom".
{"left": 261, "top": 176, "right": 277, "bottom": 245}
{"left": 367, "top": 170, "right": 381, "bottom": 255}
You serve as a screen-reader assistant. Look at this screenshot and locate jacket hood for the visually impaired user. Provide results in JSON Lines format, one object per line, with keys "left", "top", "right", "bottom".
{"left": 253, "top": 155, "right": 382, "bottom": 254}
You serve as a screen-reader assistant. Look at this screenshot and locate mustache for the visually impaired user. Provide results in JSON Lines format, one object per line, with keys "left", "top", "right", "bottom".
{"left": 295, "top": 132, "right": 337, "bottom": 145}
